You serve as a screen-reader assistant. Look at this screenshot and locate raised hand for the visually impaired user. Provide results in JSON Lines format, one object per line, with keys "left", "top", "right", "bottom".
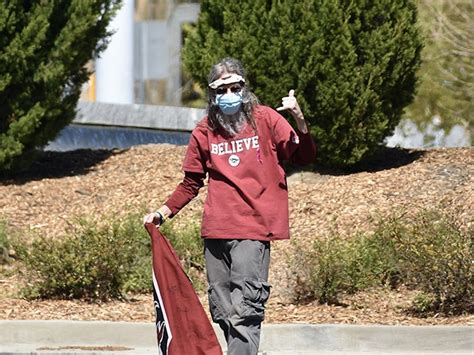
{"left": 276, "top": 89, "right": 308, "bottom": 133}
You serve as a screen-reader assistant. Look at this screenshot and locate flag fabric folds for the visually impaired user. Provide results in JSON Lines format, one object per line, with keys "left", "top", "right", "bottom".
{"left": 145, "top": 223, "right": 223, "bottom": 355}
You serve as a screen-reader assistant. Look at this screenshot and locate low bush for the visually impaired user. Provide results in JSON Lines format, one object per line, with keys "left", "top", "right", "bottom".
{"left": 20, "top": 215, "right": 147, "bottom": 300}
{"left": 290, "top": 232, "right": 397, "bottom": 304}
{"left": 0, "top": 221, "right": 11, "bottom": 265}
{"left": 378, "top": 210, "right": 473, "bottom": 315}
{"left": 19, "top": 212, "right": 204, "bottom": 301}
{"left": 160, "top": 220, "right": 206, "bottom": 293}
{"left": 290, "top": 208, "right": 473, "bottom": 315}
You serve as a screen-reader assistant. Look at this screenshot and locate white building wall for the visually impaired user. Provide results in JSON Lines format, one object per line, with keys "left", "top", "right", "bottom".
{"left": 96, "top": 0, "right": 135, "bottom": 104}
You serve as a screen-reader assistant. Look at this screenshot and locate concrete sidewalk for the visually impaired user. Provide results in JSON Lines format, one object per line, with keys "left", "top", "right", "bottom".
{"left": 0, "top": 320, "right": 472, "bottom": 354}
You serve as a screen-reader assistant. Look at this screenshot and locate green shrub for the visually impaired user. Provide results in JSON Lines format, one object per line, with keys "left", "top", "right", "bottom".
{"left": 21, "top": 215, "right": 147, "bottom": 300}
{"left": 378, "top": 210, "right": 473, "bottom": 315}
{"left": 412, "top": 291, "right": 436, "bottom": 314}
{"left": 290, "top": 233, "right": 396, "bottom": 304}
{"left": 290, "top": 208, "right": 473, "bottom": 315}
{"left": 183, "top": 0, "right": 422, "bottom": 167}
{"left": 290, "top": 236, "right": 344, "bottom": 304}
{"left": 19, "top": 212, "right": 205, "bottom": 301}
{"left": 0, "top": 221, "right": 11, "bottom": 265}
{"left": 160, "top": 221, "right": 206, "bottom": 293}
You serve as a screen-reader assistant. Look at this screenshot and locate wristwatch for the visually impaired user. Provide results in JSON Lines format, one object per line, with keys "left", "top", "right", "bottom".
{"left": 155, "top": 211, "right": 164, "bottom": 225}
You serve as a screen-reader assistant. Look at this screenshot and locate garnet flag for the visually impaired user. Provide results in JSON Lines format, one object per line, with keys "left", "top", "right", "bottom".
{"left": 145, "top": 223, "right": 223, "bottom": 355}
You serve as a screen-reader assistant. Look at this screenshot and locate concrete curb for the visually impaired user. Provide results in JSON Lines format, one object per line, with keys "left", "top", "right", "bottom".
{"left": 1, "top": 321, "right": 472, "bottom": 354}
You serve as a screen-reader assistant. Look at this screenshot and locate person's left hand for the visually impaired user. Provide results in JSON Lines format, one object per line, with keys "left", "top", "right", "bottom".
{"left": 143, "top": 212, "right": 162, "bottom": 227}
{"left": 277, "top": 89, "right": 307, "bottom": 133}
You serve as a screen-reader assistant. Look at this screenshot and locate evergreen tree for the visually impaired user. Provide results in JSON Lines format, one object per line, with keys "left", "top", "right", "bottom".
{"left": 183, "top": 0, "right": 422, "bottom": 167}
{"left": 0, "top": 0, "right": 121, "bottom": 171}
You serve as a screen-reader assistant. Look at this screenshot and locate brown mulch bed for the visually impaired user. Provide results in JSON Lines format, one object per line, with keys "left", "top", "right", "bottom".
{"left": 0, "top": 145, "right": 472, "bottom": 325}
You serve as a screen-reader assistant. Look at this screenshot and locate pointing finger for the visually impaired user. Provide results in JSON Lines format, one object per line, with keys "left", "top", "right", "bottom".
{"left": 288, "top": 89, "right": 295, "bottom": 97}
{"left": 276, "top": 106, "right": 285, "bottom": 111}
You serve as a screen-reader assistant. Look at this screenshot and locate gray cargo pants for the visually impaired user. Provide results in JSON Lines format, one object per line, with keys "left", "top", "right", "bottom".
{"left": 204, "top": 239, "right": 271, "bottom": 355}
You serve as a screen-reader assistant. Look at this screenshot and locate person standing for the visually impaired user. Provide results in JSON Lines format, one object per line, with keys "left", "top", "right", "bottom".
{"left": 144, "top": 57, "right": 316, "bottom": 355}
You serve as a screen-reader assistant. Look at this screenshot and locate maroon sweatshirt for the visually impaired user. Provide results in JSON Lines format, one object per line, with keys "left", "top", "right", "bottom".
{"left": 165, "top": 105, "right": 316, "bottom": 241}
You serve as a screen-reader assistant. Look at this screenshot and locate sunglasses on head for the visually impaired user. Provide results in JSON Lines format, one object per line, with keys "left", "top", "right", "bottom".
{"left": 215, "top": 84, "right": 243, "bottom": 95}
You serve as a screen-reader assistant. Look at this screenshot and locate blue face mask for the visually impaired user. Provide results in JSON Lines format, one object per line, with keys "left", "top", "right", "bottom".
{"left": 215, "top": 92, "right": 243, "bottom": 115}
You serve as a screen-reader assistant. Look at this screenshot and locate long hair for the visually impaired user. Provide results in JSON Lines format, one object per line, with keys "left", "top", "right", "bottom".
{"left": 207, "top": 58, "right": 259, "bottom": 136}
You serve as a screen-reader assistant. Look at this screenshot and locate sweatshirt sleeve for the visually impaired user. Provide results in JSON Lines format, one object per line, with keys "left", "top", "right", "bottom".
{"left": 290, "top": 130, "right": 317, "bottom": 165}
{"left": 164, "top": 172, "right": 206, "bottom": 217}
{"left": 165, "top": 123, "right": 208, "bottom": 217}
{"left": 182, "top": 128, "right": 208, "bottom": 174}
{"left": 270, "top": 108, "right": 317, "bottom": 165}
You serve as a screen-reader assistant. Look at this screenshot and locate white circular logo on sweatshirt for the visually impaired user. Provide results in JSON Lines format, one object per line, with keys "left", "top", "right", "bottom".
{"left": 228, "top": 154, "right": 240, "bottom": 167}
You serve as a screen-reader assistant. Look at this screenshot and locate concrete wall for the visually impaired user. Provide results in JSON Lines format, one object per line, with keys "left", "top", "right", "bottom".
{"left": 74, "top": 101, "right": 205, "bottom": 132}
{"left": 95, "top": 0, "right": 134, "bottom": 104}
